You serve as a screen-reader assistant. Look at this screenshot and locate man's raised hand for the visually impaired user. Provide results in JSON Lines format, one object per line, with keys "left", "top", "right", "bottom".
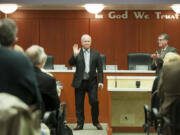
{"left": 73, "top": 44, "right": 81, "bottom": 56}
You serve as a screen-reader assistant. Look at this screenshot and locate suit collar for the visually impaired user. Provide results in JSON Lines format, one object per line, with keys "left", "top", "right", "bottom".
{"left": 90, "top": 49, "right": 93, "bottom": 67}
{"left": 34, "top": 66, "right": 41, "bottom": 73}
{"left": 82, "top": 48, "right": 90, "bottom": 53}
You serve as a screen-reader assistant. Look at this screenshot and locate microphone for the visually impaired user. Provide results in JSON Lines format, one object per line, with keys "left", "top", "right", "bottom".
{"left": 114, "top": 58, "right": 117, "bottom": 88}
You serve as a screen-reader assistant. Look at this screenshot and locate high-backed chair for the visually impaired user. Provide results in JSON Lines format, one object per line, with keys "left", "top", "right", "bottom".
{"left": 127, "top": 53, "right": 152, "bottom": 70}
{"left": 43, "top": 102, "right": 69, "bottom": 135}
{"left": 100, "top": 54, "right": 106, "bottom": 70}
{"left": 143, "top": 104, "right": 151, "bottom": 135}
{"left": 152, "top": 98, "right": 180, "bottom": 135}
{"left": 44, "top": 55, "right": 54, "bottom": 69}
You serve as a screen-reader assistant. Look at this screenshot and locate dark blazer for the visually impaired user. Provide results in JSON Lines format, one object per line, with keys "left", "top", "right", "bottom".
{"left": 69, "top": 48, "right": 103, "bottom": 88}
{"left": 158, "top": 61, "right": 180, "bottom": 115}
{"left": 0, "top": 46, "right": 41, "bottom": 107}
{"left": 151, "top": 46, "right": 178, "bottom": 75}
{"left": 34, "top": 67, "right": 59, "bottom": 113}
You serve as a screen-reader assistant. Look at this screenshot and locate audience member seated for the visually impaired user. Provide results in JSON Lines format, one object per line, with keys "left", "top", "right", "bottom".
{"left": 156, "top": 52, "right": 180, "bottom": 135}
{"left": 25, "top": 45, "right": 60, "bottom": 117}
{"left": 41, "top": 68, "right": 63, "bottom": 97}
{"left": 0, "top": 18, "right": 41, "bottom": 109}
{"left": 0, "top": 93, "right": 42, "bottom": 135}
{"left": 13, "top": 44, "right": 24, "bottom": 53}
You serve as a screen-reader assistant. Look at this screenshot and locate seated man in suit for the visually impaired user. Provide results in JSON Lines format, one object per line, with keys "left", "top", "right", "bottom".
{"left": 0, "top": 18, "right": 41, "bottom": 110}
{"left": 25, "top": 45, "right": 60, "bottom": 117}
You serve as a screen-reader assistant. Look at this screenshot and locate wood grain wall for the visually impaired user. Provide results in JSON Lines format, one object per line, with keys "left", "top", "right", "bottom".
{"left": 3, "top": 10, "right": 180, "bottom": 69}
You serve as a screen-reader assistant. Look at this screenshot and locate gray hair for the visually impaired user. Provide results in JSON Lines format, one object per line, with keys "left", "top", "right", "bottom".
{"left": 0, "top": 18, "right": 18, "bottom": 47}
{"left": 159, "top": 33, "right": 169, "bottom": 42}
{"left": 163, "top": 52, "right": 180, "bottom": 65}
{"left": 25, "top": 45, "right": 47, "bottom": 66}
{"left": 81, "top": 34, "right": 92, "bottom": 42}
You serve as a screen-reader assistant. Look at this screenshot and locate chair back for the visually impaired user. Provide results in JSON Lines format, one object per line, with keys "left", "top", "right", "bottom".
{"left": 44, "top": 55, "right": 54, "bottom": 69}
{"left": 170, "top": 98, "right": 180, "bottom": 135}
{"left": 127, "top": 53, "right": 152, "bottom": 70}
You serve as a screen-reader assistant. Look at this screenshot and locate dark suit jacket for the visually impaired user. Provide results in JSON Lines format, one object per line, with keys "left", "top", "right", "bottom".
{"left": 158, "top": 61, "right": 180, "bottom": 115}
{"left": 69, "top": 48, "right": 103, "bottom": 88}
{"left": 151, "top": 46, "right": 178, "bottom": 75}
{"left": 0, "top": 46, "right": 41, "bottom": 107}
{"left": 34, "top": 67, "right": 59, "bottom": 113}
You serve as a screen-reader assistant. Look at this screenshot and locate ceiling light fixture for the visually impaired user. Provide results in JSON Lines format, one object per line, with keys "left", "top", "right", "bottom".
{"left": 84, "top": 4, "right": 104, "bottom": 14}
{"left": 0, "top": 4, "right": 18, "bottom": 14}
{"left": 171, "top": 4, "right": 180, "bottom": 14}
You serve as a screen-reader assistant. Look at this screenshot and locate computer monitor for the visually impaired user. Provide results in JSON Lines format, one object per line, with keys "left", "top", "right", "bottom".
{"left": 127, "top": 53, "right": 152, "bottom": 70}
{"left": 100, "top": 54, "right": 106, "bottom": 70}
{"left": 43, "top": 55, "right": 54, "bottom": 69}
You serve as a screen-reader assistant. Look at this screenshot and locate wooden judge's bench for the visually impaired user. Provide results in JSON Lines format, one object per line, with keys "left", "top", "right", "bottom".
{"left": 49, "top": 69, "right": 155, "bottom": 135}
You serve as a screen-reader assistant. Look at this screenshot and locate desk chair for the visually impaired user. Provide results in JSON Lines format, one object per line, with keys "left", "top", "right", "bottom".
{"left": 42, "top": 102, "right": 67, "bottom": 135}
{"left": 44, "top": 55, "right": 54, "bottom": 69}
{"left": 152, "top": 98, "right": 180, "bottom": 135}
{"left": 128, "top": 53, "right": 152, "bottom": 70}
{"left": 143, "top": 92, "right": 161, "bottom": 135}
{"left": 143, "top": 104, "right": 151, "bottom": 135}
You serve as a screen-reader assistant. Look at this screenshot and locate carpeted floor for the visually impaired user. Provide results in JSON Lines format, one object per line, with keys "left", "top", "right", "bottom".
{"left": 68, "top": 123, "right": 157, "bottom": 135}
{"left": 68, "top": 123, "right": 107, "bottom": 135}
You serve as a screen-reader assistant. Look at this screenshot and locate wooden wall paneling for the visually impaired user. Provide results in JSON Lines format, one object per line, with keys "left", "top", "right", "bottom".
{"left": 90, "top": 18, "right": 139, "bottom": 69}
{"left": 39, "top": 18, "right": 65, "bottom": 64}
{"left": 139, "top": 19, "right": 165, "bottom": 53}
{"left": 64, "top": 19, "right": 89, "bottom": 66}
{"left": 0, "top": 12, "right": 5, "bottom": 19}
{"left": 114, "top": 20, "right": 140, "bottom": 69}
{"left": 90, "top": 19, "right": 116, "bottom": 65}
{"left": 13, "top": 19, "right": 40, "bottom": 50}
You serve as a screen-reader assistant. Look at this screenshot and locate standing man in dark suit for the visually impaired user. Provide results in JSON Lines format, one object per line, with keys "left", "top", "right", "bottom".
{"left": 26, "top": 45, "right": 60, "bottom": 117}
{"left": 69, "top": 34, "right": 103, "bottom": 130}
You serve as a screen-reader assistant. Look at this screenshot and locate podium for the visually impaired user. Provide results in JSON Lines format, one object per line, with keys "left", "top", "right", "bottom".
{"left": 107, "top": 76, "right": 155, "bottom": 134}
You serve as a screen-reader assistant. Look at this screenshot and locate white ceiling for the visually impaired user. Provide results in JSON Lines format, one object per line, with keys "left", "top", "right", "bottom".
{"left": 17, "top": 4, "right": 174, "bottom": 10}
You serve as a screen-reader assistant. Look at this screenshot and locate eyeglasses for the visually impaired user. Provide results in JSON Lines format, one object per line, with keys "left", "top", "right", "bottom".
{"left": 158, "top": 38, "right": 165, "bottom": 42}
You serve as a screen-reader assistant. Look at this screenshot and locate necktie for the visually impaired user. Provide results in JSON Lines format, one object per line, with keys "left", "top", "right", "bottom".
{"left": 84, "top": 50, "right": 90, "bottom": 73}
{"left": 161, "top": 49, "right": 165, "bottom": 58}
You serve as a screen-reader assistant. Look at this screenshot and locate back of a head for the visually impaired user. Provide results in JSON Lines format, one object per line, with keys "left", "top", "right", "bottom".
{"left": 0, "top": 18, "right": 18, "bottom": 47}
{"left": 25, "top": 45, "right": 47, "bottom": 67}
{"left": 163, "top": 52, "right": 180, "bottom": 65}
{"left": 13, "top": 44, "right": 24, "bottom": 53}
{"left": 0, "top": 93, "right": 40, "bottom": 135}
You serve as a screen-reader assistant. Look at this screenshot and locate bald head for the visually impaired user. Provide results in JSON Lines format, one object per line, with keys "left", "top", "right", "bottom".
{"left": 25, "top": 45, "right": 47, "bottom": 67}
